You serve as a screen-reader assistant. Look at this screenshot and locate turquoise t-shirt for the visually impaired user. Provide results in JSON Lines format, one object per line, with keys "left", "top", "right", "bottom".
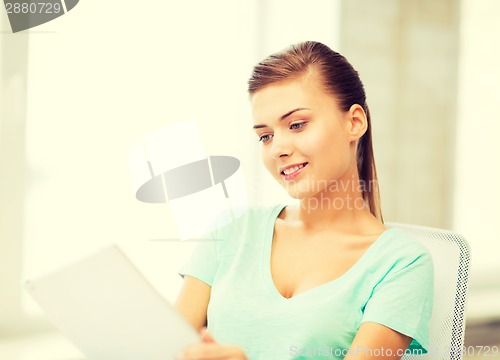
{"left": 179, "top": 204, "right": 434, "bottom": 359}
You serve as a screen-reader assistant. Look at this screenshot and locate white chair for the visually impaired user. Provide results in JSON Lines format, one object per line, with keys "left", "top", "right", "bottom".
{"left": 387, "top": 223, "right": 471, "bottom": 360}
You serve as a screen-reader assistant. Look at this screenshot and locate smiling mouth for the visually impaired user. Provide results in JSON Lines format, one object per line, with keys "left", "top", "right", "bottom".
{"left": 281, "top": 163, "right": 308, "bottom": 176}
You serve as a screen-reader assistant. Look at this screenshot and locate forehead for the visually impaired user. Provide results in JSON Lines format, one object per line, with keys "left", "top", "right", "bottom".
{"left": 250, "top": 76, "right": 338, "bottom": 122}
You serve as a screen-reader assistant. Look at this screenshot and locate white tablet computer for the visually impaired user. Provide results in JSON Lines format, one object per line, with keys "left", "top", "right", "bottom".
{"left": 23, "top": 244, "right": 200, "bottom": 360}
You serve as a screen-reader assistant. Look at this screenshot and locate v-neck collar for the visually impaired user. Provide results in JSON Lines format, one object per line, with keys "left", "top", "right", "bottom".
{"left": 261, "top": 204, "right": 395, "bottom": 302}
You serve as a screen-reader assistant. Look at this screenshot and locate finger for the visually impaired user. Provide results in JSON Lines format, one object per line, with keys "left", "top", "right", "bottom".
{"left": 177, "top": 343, "right": 220, "bottom": 359}
{"left": 200, "top": 327, "right": 216, "bottom": 343}
{"left": 177, "top": 343, "right": 242, "bottom": 360}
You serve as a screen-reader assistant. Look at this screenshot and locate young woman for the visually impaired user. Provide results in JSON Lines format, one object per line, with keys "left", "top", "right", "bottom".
{"left": 175, "top": 41, "right": 434, "bottom": 360}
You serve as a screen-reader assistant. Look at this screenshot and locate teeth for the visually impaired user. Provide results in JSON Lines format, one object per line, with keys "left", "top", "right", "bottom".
{"left": 283, "top": 163, "right": 305, "bottom": 175}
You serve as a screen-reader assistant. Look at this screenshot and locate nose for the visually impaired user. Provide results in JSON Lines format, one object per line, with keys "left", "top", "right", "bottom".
{"left": 270, "top": 133, "right": 292, "bottom": 159}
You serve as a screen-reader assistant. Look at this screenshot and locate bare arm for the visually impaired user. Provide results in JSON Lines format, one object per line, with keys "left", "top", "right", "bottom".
{"left": 174, "top": 275, "right": 211, "bottom": 331}
{"left": 344, "top": 322, "right": 413, "bottom": 359}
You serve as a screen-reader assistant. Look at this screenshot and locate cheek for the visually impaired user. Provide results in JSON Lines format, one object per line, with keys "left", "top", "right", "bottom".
{"left": 311, "top": 130, "right": 351, "bottom": 168}
{"left": 304, "top": 131, "right": 333, "bottom": 157}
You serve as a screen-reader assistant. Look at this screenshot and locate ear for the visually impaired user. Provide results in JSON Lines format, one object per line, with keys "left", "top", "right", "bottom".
{"left": 345, "top": 104, "right": 368, "bottom": 141}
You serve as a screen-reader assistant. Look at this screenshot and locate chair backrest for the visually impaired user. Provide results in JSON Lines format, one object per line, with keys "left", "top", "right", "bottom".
{"left": 386, "top": 223, "right": 471, "bottom": 360}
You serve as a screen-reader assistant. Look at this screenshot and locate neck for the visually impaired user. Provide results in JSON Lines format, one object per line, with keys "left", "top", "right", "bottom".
{"left": 297, "top": 172, "right": 371, "bottom": 232}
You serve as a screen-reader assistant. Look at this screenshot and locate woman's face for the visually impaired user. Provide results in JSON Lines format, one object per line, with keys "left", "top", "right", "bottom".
{"left": 251, "top": 76, "right": 363, "bottom": 200}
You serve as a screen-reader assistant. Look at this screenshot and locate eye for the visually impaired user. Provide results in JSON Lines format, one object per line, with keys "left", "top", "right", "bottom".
{"left": 290, "top": 122, "right": 307, "bottom": 130}
{"left": 259, "top": 134, "right": 273, "bottom": 143}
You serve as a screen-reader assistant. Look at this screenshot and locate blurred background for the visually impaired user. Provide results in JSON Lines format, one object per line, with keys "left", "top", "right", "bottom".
{"left": 1, "top": 0, "right": 499, "bottom": 358}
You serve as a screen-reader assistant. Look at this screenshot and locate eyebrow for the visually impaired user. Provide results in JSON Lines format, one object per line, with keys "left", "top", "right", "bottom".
{"left": 252, "top": 107, "right": 310, "bottom": 129}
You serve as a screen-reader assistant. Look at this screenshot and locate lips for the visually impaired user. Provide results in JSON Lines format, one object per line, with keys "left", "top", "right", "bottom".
{"left": 280, "top": 162, "right": 308, "bottom": 180}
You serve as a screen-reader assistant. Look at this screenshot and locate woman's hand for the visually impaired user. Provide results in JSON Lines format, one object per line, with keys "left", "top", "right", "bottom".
{"left": 176, "top": 328, "right": 248, "bottom": 360}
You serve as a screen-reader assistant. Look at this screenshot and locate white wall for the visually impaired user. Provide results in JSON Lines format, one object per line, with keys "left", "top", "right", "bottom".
{"left": 453, "top": 0, "right": 500, "bottom": 319}
{"left": 454, "top": 1, "right": 500, "bottom": 276}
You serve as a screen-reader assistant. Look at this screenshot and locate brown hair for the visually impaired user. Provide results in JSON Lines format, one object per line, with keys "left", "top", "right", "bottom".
{"left": 248, "top": 41, "right": 383, "bottom": 222}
